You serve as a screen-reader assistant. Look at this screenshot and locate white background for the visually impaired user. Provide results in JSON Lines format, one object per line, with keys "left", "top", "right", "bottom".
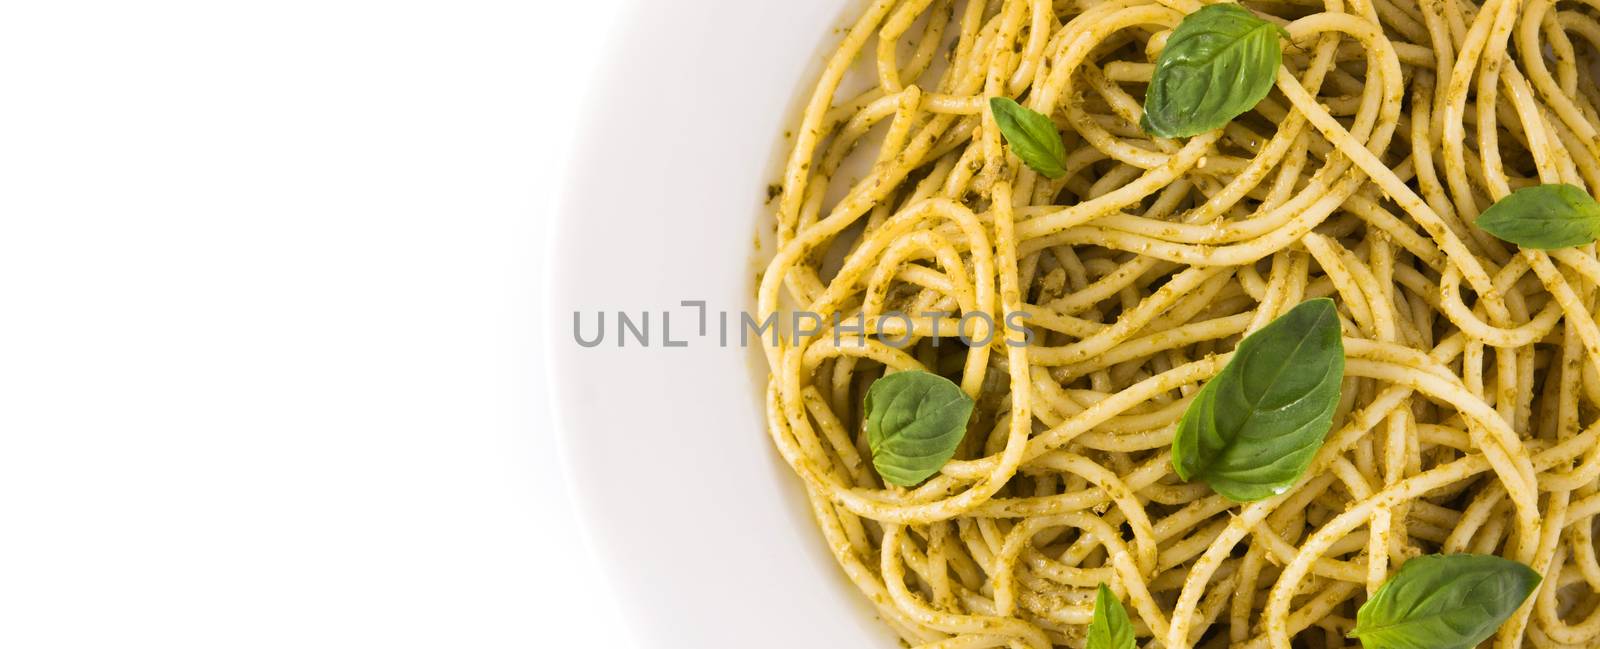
{"left": 0, "top": 0, "right": 632, "bottom": 646}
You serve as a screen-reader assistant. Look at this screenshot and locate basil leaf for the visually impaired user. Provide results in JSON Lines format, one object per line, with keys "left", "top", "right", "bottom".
{"left": 1086, "top": 583, "right": 1135, "bottom": 649}
{"left": 864, "top": 370, "right": 974, "bottom": 487}
{"left": 1171, "top": 298, "right": 1343, "bottom": 501}
{"left": 1350, "top": 554, "right": 1541, "bottom": 649}
{"left": 1140, "top": 3, "right": 1286, "bottom": 138}
{"left": 989, "top": 97, "right": 1068, "bottom": 178}
{"left": 1475, "top": 183, "right": 1600, "bottom": 249}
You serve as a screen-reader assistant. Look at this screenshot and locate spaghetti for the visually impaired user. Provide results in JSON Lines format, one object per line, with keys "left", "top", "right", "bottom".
{"left": 757, "top": 0, "right": 1600, "bottom": 646}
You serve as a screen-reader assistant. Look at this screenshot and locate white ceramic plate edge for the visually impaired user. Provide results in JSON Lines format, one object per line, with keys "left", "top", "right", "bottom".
{"left": 546, "top": 1, "right": 897, "bottom": 647}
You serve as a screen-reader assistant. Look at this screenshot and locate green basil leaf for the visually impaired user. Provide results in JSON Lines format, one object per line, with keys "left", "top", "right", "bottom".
{"left": 1140, "top": 3, "right": 1286, "bottom": 138}
{"left": 989, "top": 97, "right": 1068, "bottom": 178}
{"left": 1171, "top": 298, "right": 1343, "bottom": 501}
{"left": 1475, "top": 183, "right": 1600, "bottom": 249}
{"left": 1086, "top": 583, "right": 1135, "bottom": 649}
{"left": 1350, "top": 554, "right": 1541, "bottom": 649}
{"left": 864, "top": 370, "right": 974, "bottom": 487}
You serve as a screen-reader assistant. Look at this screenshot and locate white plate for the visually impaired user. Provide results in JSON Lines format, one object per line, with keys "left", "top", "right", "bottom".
{"left": 546, "top": 1, "right": 894, "bottom": 647}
